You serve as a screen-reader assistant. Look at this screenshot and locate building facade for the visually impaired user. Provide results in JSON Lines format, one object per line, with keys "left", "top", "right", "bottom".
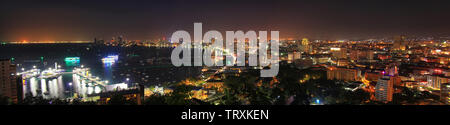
{"left": 0, "top": 59, "right": 22, "bottom": 103}
{"left": 327, "top": 67, "right": 359, "bottom": 81}
{"left": 375, "top": 76, "right": 394, "bottom": 103}
{"left": 427, "top": 75, "right": 450, "bottom": 90}
{"left": 441, "top": 83, "right": 450, "bottom": 105}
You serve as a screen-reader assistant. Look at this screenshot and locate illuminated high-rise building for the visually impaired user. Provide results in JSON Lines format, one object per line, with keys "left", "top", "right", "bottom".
{"left": 0, "top": 59, "right": 22, "bottom": 103}
{"left": 427, "top": 75, "right": 449, "bottom": 90}
{"left": 301, "top": 38, "right": 311, "bottom": 54}
{"left": 349, "top": 49, "right": 374, "bottom": 61}
{"left": 375, "top": 76, "right": 394, "bottom": 103}
{"left": 386, "top": 65, "right": 399, "bottom": 76}
{"left": 441, "top": 83, "right": 450, "bottom": 105}
{"left": 327, "top": 67, "right": 359, "bottom": 81}
{"left": 301, "top": 38, "right": 309, "bottom": 46}
{"left": 393, "top": 35, "right": 407, "bottom": 51}
{"left": 118, "top": 35, "right": 124, "bottom": 45}
{"left": 330, "top": 47, "right": 347, "bottom": 59}
{"left": 293, "top": 51, "right": 301, "bottom": 60}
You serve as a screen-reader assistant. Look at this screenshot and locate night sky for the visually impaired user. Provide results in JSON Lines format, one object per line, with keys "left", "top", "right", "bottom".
{"left": 1, "top": 0, "right": 450, "bottom": 41}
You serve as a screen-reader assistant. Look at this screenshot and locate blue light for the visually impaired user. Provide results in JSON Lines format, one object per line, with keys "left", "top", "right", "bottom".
{"left": 65, "top": 57, "right": 80, "bottom": 66}
{"left": 102, "top": 55, "right": 119, "bottom": 67}
{"left": 316, "top": 99, "right": 320, "bottom": 104}
{"left": 107, "top": 55, "right": 119, "bottom": 61}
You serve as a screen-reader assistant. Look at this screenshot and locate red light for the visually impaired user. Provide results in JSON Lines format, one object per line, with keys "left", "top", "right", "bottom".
{"left": 434, "top": 69, "right": 442, "bottom": 74}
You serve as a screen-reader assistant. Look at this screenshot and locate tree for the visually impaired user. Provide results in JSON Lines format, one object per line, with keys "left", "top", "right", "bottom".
{"left": 223, "top": 73, "right": 258, "bottom": 104}
{"left": 165, "top": 84, "right": 195, "bottom": 105}
{"left": 144, "top": 94, "right": 167, "bottom": 105}
{"left": 220, "top": 89, "right": 241, "bottom": 105}
{"left": 248, "top": 87, "right": 273, "bottom": 105}
{"left": 108, "top": 93, "right": 135, "bottom": 105}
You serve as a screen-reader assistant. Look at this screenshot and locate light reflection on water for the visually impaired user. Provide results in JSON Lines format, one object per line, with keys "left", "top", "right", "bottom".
{"left": 22, "top": 58, "right": 113, "bottom": 99}
{"left": 23, "top": 73, "right": 105, "bottom": 99}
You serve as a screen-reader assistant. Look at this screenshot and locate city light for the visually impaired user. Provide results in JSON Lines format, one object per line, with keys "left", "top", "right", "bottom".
{"left": 1, "top": 0, "right": 449, "bottom": 110}
{"left": 102, "top": 55, "right": 119, "bottom": 66}
{"left": 65, "top": 57, "right": 80, "bottom": 66}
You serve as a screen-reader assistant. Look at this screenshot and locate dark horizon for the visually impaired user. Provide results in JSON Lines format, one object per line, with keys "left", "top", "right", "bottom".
{"left": 1, "top": 0, "right": 450, "bottom": 41}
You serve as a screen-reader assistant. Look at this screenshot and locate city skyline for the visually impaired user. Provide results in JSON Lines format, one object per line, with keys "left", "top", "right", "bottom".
{"left": 2, "top": 1, "right": 450, "bottom": 123}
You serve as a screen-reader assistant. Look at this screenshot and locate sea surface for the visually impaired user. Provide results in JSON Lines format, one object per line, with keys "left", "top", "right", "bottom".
{"left": 0, "top": 43, "right": 201, "bottom": 99}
